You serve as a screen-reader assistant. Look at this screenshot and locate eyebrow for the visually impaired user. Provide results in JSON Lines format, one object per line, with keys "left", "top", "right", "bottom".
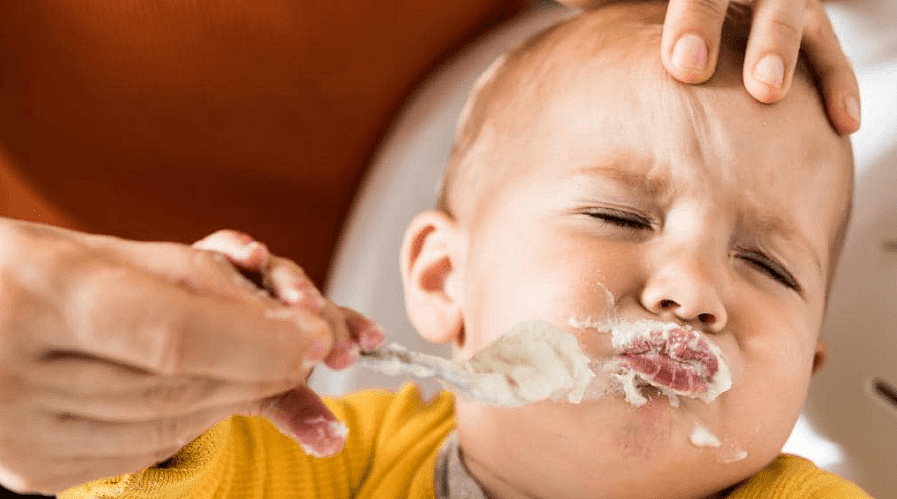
{"left": 573, "top": 163, "right": 673, "bottom": 200}
{"left": 742, "top": 209, "right": 824, "bottom": 278}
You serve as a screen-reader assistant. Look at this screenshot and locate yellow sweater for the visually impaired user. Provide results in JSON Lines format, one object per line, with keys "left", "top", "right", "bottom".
{"left": 61, "top": 384, "right": 871, "bottom": 499}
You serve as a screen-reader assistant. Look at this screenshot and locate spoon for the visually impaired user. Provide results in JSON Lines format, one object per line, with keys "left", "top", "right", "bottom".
{"left": 359, "top": 320, "right": 595, "bottom": 406}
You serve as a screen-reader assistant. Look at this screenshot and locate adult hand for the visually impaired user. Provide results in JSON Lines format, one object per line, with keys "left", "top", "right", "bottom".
{"left": 556, "top": 0, "right": 861, "bottom": 135}
{"left": 0, "top": 221, "right": 382, "bottom": 494}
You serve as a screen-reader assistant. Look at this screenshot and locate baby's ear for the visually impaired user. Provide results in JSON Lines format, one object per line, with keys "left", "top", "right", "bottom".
{"left": 400, "top": 210, "right": 465, "bottom": 345}
{"left": 812, "top": 339, "right": 828, "bottom": 375}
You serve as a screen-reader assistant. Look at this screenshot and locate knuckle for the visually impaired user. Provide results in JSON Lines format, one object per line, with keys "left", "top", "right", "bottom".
{"left": 151, "top": 319, "right": 184, "bottom": 377}
{"left": 143, "top": 382, "right": 192, "bottom": 412}
{"left": 801, "top": 4, "right": 832, "bottom": 41}
{"left": 190, "top": 248, "right": 231, "bottom": 277}
{"left": 142, "top": 378, "right": 217, "bottom": 413}
{"left": 270, "top": 257, "right": 309, "bottom": 284}
{"left": 67, "top": 263, "right": 131, "bottom": 346}
{"left": 685, "top": 0, "right": 728, "bottom": 21}
{"left": 765, "top": 17, "right": 802, "bottom": 43}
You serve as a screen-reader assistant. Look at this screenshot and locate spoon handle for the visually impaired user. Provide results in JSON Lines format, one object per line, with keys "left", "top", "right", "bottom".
{"left": 359, "top": 344, "right": 473, "bottom": 393}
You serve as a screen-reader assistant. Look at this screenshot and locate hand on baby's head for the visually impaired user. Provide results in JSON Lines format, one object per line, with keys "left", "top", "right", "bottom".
{"left": 403, "top": 2, "right": 853, "bottom": 498}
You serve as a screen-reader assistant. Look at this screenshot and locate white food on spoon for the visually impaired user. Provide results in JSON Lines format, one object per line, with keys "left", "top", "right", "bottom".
{"left": 465, "top": 320, "right": 596, "bottom": 406}
{"left": 360, "top": 320, "right": 595, "bottom": 406}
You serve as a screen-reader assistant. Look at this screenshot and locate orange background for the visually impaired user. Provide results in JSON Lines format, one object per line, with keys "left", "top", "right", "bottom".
{"left": 0, "top": 0, "right": 523, "bottom": 285}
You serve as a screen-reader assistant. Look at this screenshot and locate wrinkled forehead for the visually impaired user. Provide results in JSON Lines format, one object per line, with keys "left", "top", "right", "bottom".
{"left": 472, "top": 7, "right": 850, "bottom": 262}
{"left": 499, "top": 3, "right": 841, "bottom": 181}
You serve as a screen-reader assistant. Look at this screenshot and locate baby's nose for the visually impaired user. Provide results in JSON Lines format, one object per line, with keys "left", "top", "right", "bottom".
{"left": 640, "top": 259, "right": 728, "bottom": 333}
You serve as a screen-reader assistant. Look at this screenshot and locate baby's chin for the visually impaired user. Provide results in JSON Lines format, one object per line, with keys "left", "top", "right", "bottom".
{"left": 459, "top": 376, "right": 750, "bottom": 470}
{"left": 456, "top": 395, "right": 762, "bottom": 499}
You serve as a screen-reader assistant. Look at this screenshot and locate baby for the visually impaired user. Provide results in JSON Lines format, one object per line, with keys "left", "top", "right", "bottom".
{"left": 62, "top": 2, "right": 868, "bottom": 498}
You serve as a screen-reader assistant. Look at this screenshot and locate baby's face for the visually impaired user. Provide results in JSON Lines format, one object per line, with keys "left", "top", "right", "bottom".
{"left": 447, "top": 39, "right": 852, "bottom": 499}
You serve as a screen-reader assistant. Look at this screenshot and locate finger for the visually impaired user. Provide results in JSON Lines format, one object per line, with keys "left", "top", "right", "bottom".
{"left": 258, "top": 261, "right": 354, "bottom": 370}
{"left": 260, "top": 255, "right": 357, "bottom": 369}
{"left": 0, "top": 448, "right": 183, "bottom": 496}
{"left": 14, "top": 407, "right": 230, "bottom": 461}
{"left": 264, "top": 255, "right": 326, "bottom": 311}
{"left": 800, "top": 2, "right": 861, "bottom": 134}
{"left": 28, "top": 359, "right": 301, "bottom": 420}
{"left": 741, "top": 0, "right": 805, "bottom": 103}
{"left": 62, "top": 264, "right": 335, "bottom": 381}
{"left": 339, "top": 306, "right": 385, "bottom": 351}
{"left": 192, "top": 229, "right": 271, "bottom": 272}
{"left": 318, "top": 300, "right": 358, "bottom": 370}
{"left": 661, "top": 0, "right": 730, "bottom": 84}
{"left": 86, "top": 236, "right": 268, "bottom": 302}
{"left": 258, "top": 385, "right": 347, "bottom": 458}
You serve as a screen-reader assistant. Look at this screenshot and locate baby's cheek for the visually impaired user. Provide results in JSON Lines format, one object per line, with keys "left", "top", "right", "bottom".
{"left": 717, "top": 355, "right": 808, "bottom": 455}
{"left": 548, "top": 278, "right": 617, "bottom": 356}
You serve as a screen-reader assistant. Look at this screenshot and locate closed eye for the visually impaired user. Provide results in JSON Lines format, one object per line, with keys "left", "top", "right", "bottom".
{"left": 585, "top": 209, "right": 652, "bottom": 230}
{"left": 739, "top": 251, "right": 800, "bottom": 291}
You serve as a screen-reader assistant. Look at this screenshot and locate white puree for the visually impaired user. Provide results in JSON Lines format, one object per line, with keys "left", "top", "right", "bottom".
{"left": 717, "top": 443, "right": 749, "bottom": 464}
{"left": 690, "top": 423, "right": 721, "bottom": 448}
{"left": 605, "top": 319, "right": 733, "bottom": 407}
{"left": 568, "top": 315, "right": 605, "bottom": 330}
{"left": 689, "top": 423, "right": 748, "bottom": 464}
{"left": 464, "top": 320, "right": 596, "bottom": 406}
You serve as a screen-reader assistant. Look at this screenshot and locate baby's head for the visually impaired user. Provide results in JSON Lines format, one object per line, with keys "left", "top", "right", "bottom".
{"left": 401, "top": 2, "right": 853, "bottom": 498}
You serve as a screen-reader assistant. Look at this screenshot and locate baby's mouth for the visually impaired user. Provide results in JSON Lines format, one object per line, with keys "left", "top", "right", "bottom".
{"left": 602, "top": 320, "right": 732, "bottom": 406}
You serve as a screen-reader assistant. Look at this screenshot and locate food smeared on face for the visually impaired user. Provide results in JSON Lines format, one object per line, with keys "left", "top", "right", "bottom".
{"left": 601, "top": 320, "right": 732, "bottom": 406}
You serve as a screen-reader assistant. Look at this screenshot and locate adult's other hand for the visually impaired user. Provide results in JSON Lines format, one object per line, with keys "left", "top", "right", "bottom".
{"left": 557, "top": 0, "right": 861, "bottom": 135}
{"left": 0, "top": 221, "right": 381, "bottom": 494}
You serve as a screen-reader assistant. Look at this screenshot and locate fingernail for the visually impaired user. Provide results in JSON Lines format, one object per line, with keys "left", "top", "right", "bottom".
{"left": 844, "top": 94, "right": 861, "bottom": 125}
{"left": 281, "top": 286, "right": 304, "bottom": 305}
{"left": 294, "top": 282, "right": 326, "bottom": 312}
{"left": 304, "top": 336, "right": 331, "bottom": 364}
{"left": 754, "top": 54, "right": 784, "bottom": 88}
{"left": 672, "top": 34, "right": 708, "bottom": 71}
{"left": 359, "top": 324, "right": 385, "bottom": 351}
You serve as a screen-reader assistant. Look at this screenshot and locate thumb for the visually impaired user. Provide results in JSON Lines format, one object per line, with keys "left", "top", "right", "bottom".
{"left": 260, "top": 385, "right": 348, "bottom": 457}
